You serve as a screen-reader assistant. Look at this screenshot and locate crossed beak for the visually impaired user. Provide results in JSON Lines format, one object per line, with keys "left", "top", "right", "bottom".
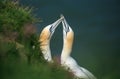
{"left": 49, "top": 16, "right": 64, "bottom": 38}
{"left": 60, "top": 14, "right": 69, "bottom": 34}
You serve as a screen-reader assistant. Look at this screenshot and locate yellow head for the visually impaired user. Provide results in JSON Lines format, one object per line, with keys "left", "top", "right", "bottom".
{"left": 61, "top": 15, "right": 74, "bottom": 60}
{"left": 39, "top": 17, "right": 64, "bottom": 61}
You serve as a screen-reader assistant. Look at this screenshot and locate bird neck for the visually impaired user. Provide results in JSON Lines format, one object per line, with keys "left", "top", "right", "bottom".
{"left": 40, "top": 40, "right": 50, "bottom": 50}
{"left": 61, "top": 29, "right": 74, "bottom": 61}
{"left": 40, "top": 40, "right": 52, "bottom": 61}
{"left": 61, "top": 39, "right": 72, "bottom": 61}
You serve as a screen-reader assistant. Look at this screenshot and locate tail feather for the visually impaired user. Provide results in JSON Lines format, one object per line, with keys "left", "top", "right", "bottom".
{"left": 80, "top": 67, "right": 97, "bottom": 79}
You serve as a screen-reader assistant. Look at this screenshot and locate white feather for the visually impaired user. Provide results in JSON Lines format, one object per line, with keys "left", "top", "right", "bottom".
{"left": 61, "top": 15, "right": 97, "bottom": 79}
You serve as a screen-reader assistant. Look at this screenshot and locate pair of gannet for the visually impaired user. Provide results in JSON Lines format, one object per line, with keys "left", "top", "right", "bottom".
{"left": 39, "top": 15, "right": 96, "bottom": 79}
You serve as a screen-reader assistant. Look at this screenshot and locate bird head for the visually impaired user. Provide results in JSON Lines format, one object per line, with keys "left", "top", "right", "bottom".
{"left": 39, "top": 16, "right": 64, "bottom": 43}
{"left": 48, "top": 16, "right": 64, "bottom": 38}
{"left": 60, "top": 15, "right": 74, "bottom": 55}
{"left": 60, "top": 14, "right": 70, "bottom": 38}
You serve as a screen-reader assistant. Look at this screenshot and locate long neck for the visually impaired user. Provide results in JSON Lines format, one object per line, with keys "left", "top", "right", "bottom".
{"left": 61, "top": 30, "right": 74, "bottom": 61}
{"left": 40, "top": 40, "right": 52, "bottom": 62}
{"left": 61, "top": 40, "right": 71, "bottom": 61}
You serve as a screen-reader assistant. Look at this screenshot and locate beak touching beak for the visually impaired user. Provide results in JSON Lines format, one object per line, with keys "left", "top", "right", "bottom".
{"left": 50, "top": 16, "right": 64, "bottom": 32}
{"left": 60, "top": 14, "right": 69, "bottom": 33}
{"left": 49, "top": 16, "right": 64, "bottom": 38}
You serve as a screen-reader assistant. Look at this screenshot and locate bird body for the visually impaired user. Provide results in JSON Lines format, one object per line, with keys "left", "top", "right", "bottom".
{"left": 39, "top": 15, "right": 96, "bottom": 79}
{"left": 61, "top": 15, "right": 96, "bottom": 79}
{"left": 62, "top": 56, "right": 96, "bottom": 79}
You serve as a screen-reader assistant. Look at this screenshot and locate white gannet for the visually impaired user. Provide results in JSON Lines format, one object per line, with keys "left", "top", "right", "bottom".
{"left": 61, "top": 15, "right": 96, "bottom": 79}
{"left": 39, "top": 17, "right": 63, "bottom": 62}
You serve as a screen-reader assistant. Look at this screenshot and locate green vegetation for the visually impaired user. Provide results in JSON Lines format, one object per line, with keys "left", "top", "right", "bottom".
{"left": 0, "top": 0, "right": 73, "bottom": 79}
{"left": 0, "top": 0, "right": 37, "bottom": 33}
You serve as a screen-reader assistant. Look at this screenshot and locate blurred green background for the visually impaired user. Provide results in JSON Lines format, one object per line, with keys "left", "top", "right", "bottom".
{"left": 20, "top": 0, "right": 120, "bottom": 79}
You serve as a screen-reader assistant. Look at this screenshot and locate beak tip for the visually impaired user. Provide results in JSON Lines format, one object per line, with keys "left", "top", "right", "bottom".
{"left": 60, "top": 14, "right": 64, "bottom": 19}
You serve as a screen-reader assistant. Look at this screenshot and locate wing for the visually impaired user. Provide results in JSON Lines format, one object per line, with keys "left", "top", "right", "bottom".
{"left": 64, "top": 57, "right": 96, "bottom": 79}
{"left": 79, "top": 67, "right": 97, "bottom": 79}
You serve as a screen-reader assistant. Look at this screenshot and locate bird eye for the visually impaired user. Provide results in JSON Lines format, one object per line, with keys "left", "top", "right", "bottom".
{"left": 63, "top": 20, "right": 70, "bottom": 33}
{"left": 49, "top": 25, "right": 53, "bottom": 33}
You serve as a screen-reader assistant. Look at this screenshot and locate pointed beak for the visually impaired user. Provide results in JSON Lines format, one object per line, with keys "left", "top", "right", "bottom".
{"left": 50, "top": 16, "right": 64, "bottom": 33}
{"left": 60, "top": 15, "right": 69, "bottom": 33}
{"left": 49, "top": 16, "right": 64, "bottom": 38}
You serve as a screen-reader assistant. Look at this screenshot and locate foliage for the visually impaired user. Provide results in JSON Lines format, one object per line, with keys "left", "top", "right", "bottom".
{"left": 0, "top": 0, "right": 73, "bottom": 79}
{"left": 0, "top": 0, "right": 38, "bottom": 36}
{"left": 0, "top": 40, "right": 73, "bottom": 79}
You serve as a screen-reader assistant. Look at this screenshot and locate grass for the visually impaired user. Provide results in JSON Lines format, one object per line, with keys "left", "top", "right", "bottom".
{"left": 0, "top": 40, "right": 73, "bottom": 79}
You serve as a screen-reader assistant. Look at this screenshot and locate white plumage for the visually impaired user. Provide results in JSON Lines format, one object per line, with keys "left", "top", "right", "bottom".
{"left": 39, "top": 15, "right": 96, "bottom": 79}
{"left": 61, "top": 15, "right": 96, "bottom": 79}
{"left": 39, "top": 17, "right": 63, "bottom": 62}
